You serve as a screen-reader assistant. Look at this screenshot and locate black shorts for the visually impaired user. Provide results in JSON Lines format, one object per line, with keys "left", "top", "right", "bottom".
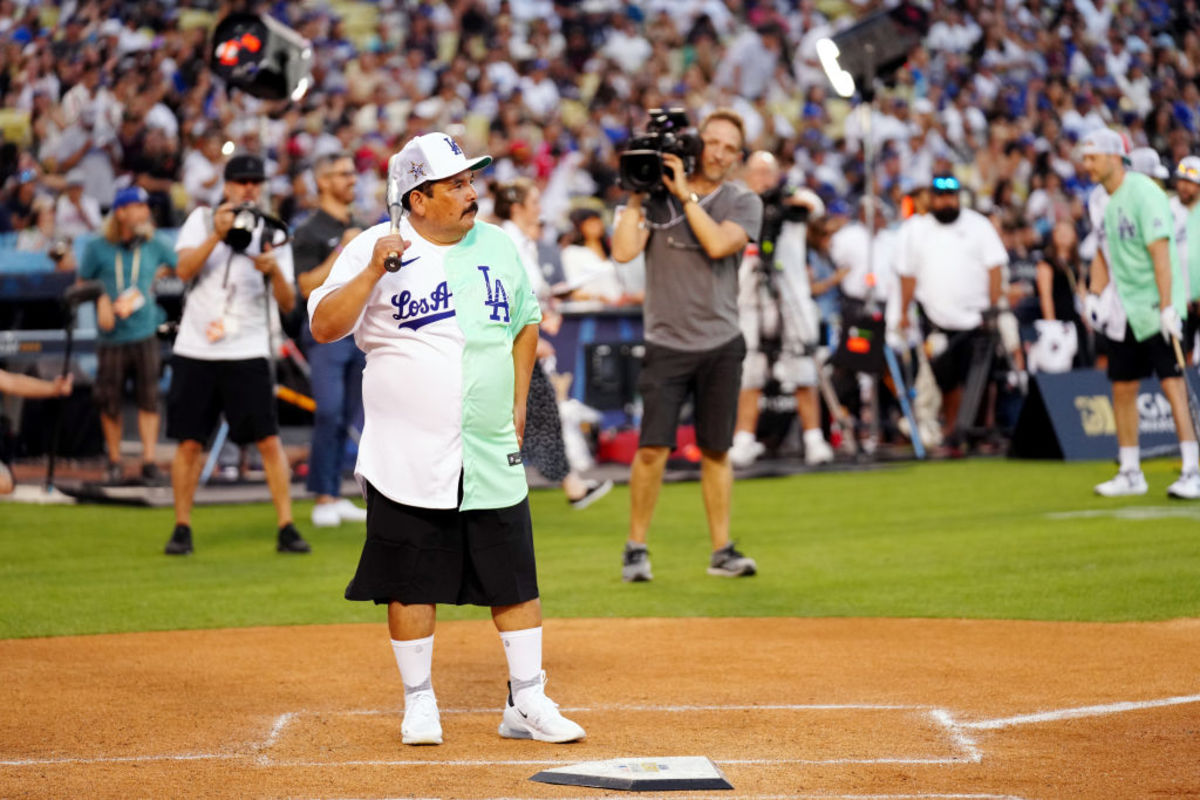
{"left": 931, "top": 329, "right": 989, "bottom": 394}
{"left": 1106, "top": 325, "right": 1182, "bottom": 382}
{"left": 637, "top": 334, "right": 745, "bottom": 453}
{"left": 345, "top": 481, "right": 539, "bottom": 607}
{"left": 165, "top": 355, "right": 279, "bottom": 445}
{"left": 94, "top": 337, "right": 161, "bottom": 417}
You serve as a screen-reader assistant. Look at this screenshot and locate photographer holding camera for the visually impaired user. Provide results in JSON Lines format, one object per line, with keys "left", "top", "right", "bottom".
{"left": 612, "top": 108, "right": 763, "bottom": 582}
{"left": 163, "top": 154, "right": 308, "bottom": 556}
{"left": 731, "top": 151, "right": 834, "bottom": 469}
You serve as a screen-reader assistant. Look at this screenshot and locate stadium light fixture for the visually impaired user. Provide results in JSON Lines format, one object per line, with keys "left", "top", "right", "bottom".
{"left": 816, "top": 38, "right": 856, "bottom": 99}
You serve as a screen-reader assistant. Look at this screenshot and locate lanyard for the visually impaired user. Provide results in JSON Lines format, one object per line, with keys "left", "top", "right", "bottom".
{"left": 115, "top": 245, "right": 141, "bottom": 294}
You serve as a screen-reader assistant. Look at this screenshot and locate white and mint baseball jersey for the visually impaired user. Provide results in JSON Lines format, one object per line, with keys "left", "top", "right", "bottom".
{"left": 308, "top": 217, "right": 541, "bottom": 511}
{"left": 1102, "top": 171, "right": 1185, "bottom": 342}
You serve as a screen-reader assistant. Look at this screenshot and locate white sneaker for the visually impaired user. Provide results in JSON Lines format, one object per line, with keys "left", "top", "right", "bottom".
{"left": 1094, "top": 470, "right": 1149, "bottom": 497}
{"left": 311, "top": 502, "right": 341, "bottom": 527}
{"left": 498, "top": 671, "right": 585, "bottom": 743}
{"left": 401, "top": 691, "right": 442, "bottom": 745}
{"left": 803, "top": 433, "right": 835, "bottom": 466}
{"left": 334, "top": 498, "right": 368, "bottom": 522}
{"left": 729, "top": 431, "right": 764, "bottom": 468}
{"left": 1167, "top": 470, "right": 1200, "bottom": 499}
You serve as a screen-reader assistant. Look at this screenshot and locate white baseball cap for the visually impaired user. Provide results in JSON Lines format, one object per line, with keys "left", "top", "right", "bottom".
{"left": 1176, "top": 155, "right": 1200, "bottom": 185}
{"left": 389, "top": 132, "right": 491, "bottom": 205}
{"left": 1129, "top": 147, "right": 1169, "bottom": 179}
{"left": 1079, "top": 128, "right": 1127, "bottom": 157}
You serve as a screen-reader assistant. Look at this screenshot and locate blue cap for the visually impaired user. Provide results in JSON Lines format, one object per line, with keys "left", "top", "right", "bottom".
{"left": 112, "top": 186, "right": 149, "bottom": 210}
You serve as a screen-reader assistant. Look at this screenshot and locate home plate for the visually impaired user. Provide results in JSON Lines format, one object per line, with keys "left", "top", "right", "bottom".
{"left": 530, "top": 756, "right": 732, "bottom": 791}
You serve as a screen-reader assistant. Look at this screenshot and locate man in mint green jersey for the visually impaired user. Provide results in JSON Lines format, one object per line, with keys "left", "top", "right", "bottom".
{"left": 308, "top": 133, "right": 585, "bottom": 747}
{"left": 1172, "top": 156, "right": 1200, "bottom": 355}
{"left": 1081, "top": 129, "right": 1200, "bottom": 499}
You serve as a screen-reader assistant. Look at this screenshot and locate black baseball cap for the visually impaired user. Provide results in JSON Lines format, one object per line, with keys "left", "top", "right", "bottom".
{"left": 224, "top": 154, "right": 266, "bottom": 183}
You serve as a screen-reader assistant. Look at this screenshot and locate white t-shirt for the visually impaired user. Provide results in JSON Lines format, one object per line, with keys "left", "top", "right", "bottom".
{"left": 896, "top": 208, "right": 1008, "bottom": 332}
{"left": 173, "top": 206, "right": 295, "bottom": 360}
{"left": 500, "top": 220, "right": 550, "bottom": 304}
{"left": 830, "top": 222, "right": 898, "bottom": 305}
{"left": 308, "top": 219, "right": 465, "bottom": 509}
{"left": 561, "top": 245, "right": 623, "bottom": 303}
{"left": 182, "top": 150, "right": 223, "bottom": 211}
{"left": 54, "top": 193, "right": 102, "bottom": 239}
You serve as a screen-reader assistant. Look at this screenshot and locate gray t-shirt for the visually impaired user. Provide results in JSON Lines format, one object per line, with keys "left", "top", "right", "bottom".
{"left": 642, "top": 182, "right": 763, "bottom": 351}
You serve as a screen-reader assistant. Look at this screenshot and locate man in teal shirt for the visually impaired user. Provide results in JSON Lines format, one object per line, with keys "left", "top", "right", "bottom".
{"left": 79, "top": 186, "right": 176, "bottom": 484}
{"left": 1081, "top": 130, "right": 1200, "bottom": 499}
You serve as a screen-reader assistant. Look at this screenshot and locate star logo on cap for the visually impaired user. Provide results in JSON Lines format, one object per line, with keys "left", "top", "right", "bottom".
{"left": 409, "top": 161, "right": 426, "bottom": 180}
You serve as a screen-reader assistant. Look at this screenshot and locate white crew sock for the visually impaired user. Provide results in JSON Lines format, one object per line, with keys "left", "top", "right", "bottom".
{"left": 1181, "top": 441, "right": 1199, "bottom": 473}
{"left": 732, "top": 430, "right": 756, "bottom": 447}
{"left": 499, "top": 626, "right": 543, "bottom": 700}
{"left": 1118, "top": 446, "right": 1141, "bottom": 474}
{"left": 391, "top": 635, "right": 435, "bottom": 698}
{"left": 803, "top": 428, "right": 827, "bottom": 445}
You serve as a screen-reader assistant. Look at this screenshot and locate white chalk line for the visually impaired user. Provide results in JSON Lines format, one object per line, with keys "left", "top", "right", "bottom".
{"left": 4, "top": 695, "right": 1196, "bottom": 769}
{"left": 962, "top": 693, "right": 1200, "bottom": 730}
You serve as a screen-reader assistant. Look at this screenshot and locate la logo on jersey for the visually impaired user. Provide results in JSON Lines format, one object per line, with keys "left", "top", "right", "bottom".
{"left": 478, "top": 265, "right": 510, "bottom": 322}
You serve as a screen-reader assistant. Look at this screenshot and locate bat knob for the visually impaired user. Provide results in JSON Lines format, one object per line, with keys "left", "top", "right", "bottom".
{"left": 384, "top": 252, "right": 401, "bottom": 272}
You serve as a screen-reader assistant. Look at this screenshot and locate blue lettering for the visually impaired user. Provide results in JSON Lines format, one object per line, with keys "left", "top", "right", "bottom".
{"left": 391, "top": 281, "right": 455, "bottom": 330}
{"left": 477, "top": 265, "right": 511, "bottom": 323}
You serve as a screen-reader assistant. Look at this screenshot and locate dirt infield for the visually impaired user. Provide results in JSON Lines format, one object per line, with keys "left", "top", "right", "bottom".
{"left": 2, "top": 617, "right": 1198, "bottom": 799}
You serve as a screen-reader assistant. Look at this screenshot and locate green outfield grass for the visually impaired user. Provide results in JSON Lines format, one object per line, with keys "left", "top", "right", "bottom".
{"left": 1, "top": 458, "right": 1198, "bottom": 638}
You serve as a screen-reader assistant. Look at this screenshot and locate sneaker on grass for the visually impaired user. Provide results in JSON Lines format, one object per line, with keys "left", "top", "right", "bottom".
{"left": 164, "top": 523, "right": 193, "bottom": 556}
{"left": 707, "top": 542, "right": 757, "bottom": 577}
{"left": 1167, "top": 470, "right": 1200, "bottom": 499}
{"left": 622, "top": 543, "right": 652, "bottom": 582}
{"left": 1094, "top": 470, "right": 1148, "bottom": 497}
{"left": 497, "top": 671, "right": 585, "bottom": 743}
{"left": 276, "top": 523, "right": 311, "bottom": 553}
{"left": 568, "top": 479, "right": 613, "bottom": 510}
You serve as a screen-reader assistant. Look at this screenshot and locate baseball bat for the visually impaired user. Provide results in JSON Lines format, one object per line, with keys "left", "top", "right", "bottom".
{"left": 1170, "top": 334, "right": 1200, "bottom": 444}
{"left": 383, "top": 155, "right": 403, "bottom": 272}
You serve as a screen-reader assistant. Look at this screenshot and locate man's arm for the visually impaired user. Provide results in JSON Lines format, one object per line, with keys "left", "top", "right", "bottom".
{"left": 511, "top": 322, "right": 539, "bottom": 448}
{"left": 988, "top": 264, "right": 1003, "bottom": 306}
{"left": 612, "top": 195, "right": 651, "bottom": 263}
{"left": 297, "top": 228, "right": 361, "bottom": 299}
{"left": 661, "top": 152, "right": 749, "bottom": 260}
{"left": 1088, "top": 250, "right": 1109, "bottom": 293}
{"left": 176, "top": 203, "right": 234, "bottom": 282}
{"left": 0, "top": 369, "right": 72, "bottom": 398}
{"left": 309, "top": 232, "right": 407, "bottom": 343}
{"left": 1149, "top": 237, "right": 1173, "bottom": 311}
{"left": 900, "top": 275, "right": 917, "bottom": 328}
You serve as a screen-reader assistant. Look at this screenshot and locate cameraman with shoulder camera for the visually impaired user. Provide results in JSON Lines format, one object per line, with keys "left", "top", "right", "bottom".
{"left": 730, "top": 151, "right": 833, "bottom": 469}
{"left": 612, "top": 108, "right": 763, "bottom": 582}
{"left": 164, "top": 154, "right": 309, "bottom": 557}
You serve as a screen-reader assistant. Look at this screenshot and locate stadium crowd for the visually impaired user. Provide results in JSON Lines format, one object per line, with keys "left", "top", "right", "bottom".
{"left": 2, "top": 0, "right": 1199, "bottom": 460}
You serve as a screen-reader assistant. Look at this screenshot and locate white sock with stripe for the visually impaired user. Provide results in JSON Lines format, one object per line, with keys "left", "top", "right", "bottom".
{"left": 499, "top": 626, "right": 543, "bottom": 702}
{"left": 391, "top": 635, "right": 435, "bottom": 700}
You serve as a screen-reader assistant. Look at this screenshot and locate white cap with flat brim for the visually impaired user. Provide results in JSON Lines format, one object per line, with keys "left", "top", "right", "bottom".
{"left": 390, "top": 132, "right": 491, "bottom": 203}
{"left": 1129, "top": 147, "right": 1169, "bottom": 180}
{"left": 1079, "top": 128, "right": 1127, "bottom": 157}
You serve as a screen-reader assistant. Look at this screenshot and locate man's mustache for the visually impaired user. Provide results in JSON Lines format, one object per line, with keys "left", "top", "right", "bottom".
{"left": 462, "top": 202, "right": 479, "bottom": 217}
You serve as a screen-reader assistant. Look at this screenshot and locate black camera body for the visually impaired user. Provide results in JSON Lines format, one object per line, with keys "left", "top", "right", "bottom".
{"left": 758, "top": 186, "right": 811, "bottom": 274}
{"left": 618, "top": 108, "right": 703, "bottom": 193}
{"left": 224, "top": 203, "right": 290, "bottom": 253}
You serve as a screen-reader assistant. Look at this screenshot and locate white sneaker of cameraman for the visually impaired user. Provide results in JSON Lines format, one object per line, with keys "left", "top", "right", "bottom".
{"left": 1167, "top": 470, "right": 1200, "bottom": 499}
{"left": 1094, "top": 470, "right": 1148, "bottom": 497}
{"left": 729, "top": 431, "right": 764, "bottom": 469}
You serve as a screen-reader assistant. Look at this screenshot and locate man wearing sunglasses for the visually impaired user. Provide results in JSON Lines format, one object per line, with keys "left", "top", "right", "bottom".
{"left": 1080, "top": 130, "right": 1199, "bottom": 499}
{"left": 897, "top": 173, "right": 1009, "bottom": 449}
